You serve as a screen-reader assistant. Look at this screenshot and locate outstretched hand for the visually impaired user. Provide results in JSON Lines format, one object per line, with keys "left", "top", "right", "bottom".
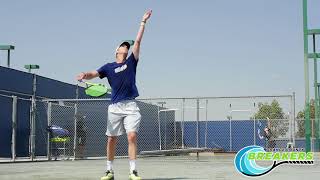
{"left": 142, "top": 9, "right": 152, "bottom": 22}
{"left": 76, "top": 73, "right": 85, "bottom": 81}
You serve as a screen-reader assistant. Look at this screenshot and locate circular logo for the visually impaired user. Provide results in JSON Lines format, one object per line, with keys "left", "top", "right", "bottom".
{"left": 234, "top": 145, "right": 274, "bottom": 177}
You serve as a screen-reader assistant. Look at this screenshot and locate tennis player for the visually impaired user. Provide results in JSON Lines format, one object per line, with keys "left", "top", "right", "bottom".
{"left": 76, "top": 9, "right": 152, "bottom": 180}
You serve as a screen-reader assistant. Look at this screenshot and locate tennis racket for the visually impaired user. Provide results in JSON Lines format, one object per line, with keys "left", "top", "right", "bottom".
{"left": 79, "top": 80, "right": 111, "bottom": 97}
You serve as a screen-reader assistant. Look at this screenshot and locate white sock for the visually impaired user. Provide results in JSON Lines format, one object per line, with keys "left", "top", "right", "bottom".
{"left": 106, "top": 160, "right": 113, "bottom": 171}
{"left": 129, "top": 159, "right": 136, "bottom": 173}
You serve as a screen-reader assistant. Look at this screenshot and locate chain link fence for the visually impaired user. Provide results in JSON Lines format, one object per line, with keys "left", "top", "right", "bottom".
{"left": 42, "top": 95, "right": 295, "bottom": 160}
{"left": 0, "top": 93, "right": 32, "bottom": 161}
{"left": 295, "top": 119, "right": 320, "bottom": 152}
{"left": 1, "top": 94, "right": 305, "bottom": 162}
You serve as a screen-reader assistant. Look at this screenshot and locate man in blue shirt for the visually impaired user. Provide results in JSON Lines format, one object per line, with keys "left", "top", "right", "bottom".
{"left": 76, "top": 10, "right": 152, "bottom": 180}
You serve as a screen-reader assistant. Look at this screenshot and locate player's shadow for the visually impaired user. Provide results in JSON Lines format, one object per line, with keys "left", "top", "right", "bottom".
{"left": 143, "top": 178, "right": 193, "bottom": 180}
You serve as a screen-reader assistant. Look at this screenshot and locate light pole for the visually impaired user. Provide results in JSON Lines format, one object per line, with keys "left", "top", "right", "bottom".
{"left": 0, "top": 45, "right": 15, "bottom": 67}
{"left": 24, "top": 64, "right": 39, "bottom": 160}
{"left": 24, "top": 64, "right": 40, "bottom": 73}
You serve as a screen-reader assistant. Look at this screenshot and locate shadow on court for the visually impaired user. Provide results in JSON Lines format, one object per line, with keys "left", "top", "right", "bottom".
{"left": 143, "top": 178, "right": 192, "bottom": 180}
{"left": 0, "top": 155, "right": 319, "bottom": 180}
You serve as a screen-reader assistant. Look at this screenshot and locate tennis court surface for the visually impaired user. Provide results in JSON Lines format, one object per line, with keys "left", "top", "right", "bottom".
{"left": 0, "top": 154, "right": 319, "bottom": 180}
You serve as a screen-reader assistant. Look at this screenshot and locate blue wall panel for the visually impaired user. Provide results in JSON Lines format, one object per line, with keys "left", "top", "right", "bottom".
{"left": 15, "top": 99, "right": 31, "bottom": 156}
{"left": 0, "top": 66, "right": 109, "bottom": 158}
{"left": 0, "top": 96, "right": 13, "bottom": 157}
{"left": 37, "top": 76, "right": 76, "bottom": 99}
{"left": 184, "top": 120, "right": 269, "bottom": 152}
{"left": 0, "top": 66, "right": 33, "bottom": 95}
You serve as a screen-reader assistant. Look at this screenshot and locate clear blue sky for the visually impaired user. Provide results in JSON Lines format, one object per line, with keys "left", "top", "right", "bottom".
{"left": 1, "top": 0, "right": 320, "bottom": 112}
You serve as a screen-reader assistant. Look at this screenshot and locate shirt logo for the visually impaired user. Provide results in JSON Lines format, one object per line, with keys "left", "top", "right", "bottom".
{"left": 114, "top": 64, "right": 127, "bottom": 73}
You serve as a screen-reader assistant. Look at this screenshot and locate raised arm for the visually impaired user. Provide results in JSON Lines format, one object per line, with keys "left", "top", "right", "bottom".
{"left": 132, "top": 10, "right": 152, "bottom": 60}
{"left": 76, "top": 70, "right": 100, "bottom": 81}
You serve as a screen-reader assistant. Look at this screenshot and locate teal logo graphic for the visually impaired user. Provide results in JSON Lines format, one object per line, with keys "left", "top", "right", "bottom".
{"left": 234, "top": 145, "right": 314, "bottom": 177}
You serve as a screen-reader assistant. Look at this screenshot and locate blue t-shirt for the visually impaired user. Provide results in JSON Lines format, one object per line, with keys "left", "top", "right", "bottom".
{"left": 97, "top": 53, "right": 139, "bottom": 103}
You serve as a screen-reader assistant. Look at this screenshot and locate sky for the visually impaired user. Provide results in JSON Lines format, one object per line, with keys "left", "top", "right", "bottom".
{"left": 1, "top": 0, "right": 320, "bottom": 112}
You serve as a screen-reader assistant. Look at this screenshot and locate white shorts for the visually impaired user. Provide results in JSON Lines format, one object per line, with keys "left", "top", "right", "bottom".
{"left": 106, "top": 100, "right": 141, "bottom": 136}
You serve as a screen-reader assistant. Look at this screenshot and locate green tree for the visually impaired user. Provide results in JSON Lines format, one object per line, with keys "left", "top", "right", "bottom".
{"left": 252, "top": 99, "right": 287, "bottom": 138}
{"left": 253, "top": 100, "right": 285, "bottom": 119}
{"left": 296, "top": 99, "right": 315, "bottom": 138}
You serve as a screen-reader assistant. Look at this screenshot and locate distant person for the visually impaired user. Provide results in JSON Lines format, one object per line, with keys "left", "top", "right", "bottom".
{"left": 263, "top": 126, "right": 275, "bottom": 150}
{"left": 76, "top": 114, "right": 87, "bottom": 159}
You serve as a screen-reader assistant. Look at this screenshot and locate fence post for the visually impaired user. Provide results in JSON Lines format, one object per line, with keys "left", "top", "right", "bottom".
{"left": 73, "top": 103, "right": 78, "bottom": 160}
{"left": 181, "top": 98, "right": 185, "bottom": 149}
{"left": 174, "top": 111, "right": 177, "bottom": 148}
{"left": 30, "top": 74, "right": 37, "bottom": 161}
{"left": 253, "top": 101, "right": 256, "bottom": 146}
{"left": 29, "top": 96, "right": 36, "bottom": 161}
{"left": 196, "top": 98, "right": 199, "bottom": 148}
{"left": 164, "top": 111, "right": 167, "bottom": 150}
{"left": 11, "top": 96, "right": 17, "bottom": 161}
{"left": 229, "top": 104, "right": 232, "bottom": 152}
{"left": 205, "top": 99, "right": 208, "bottom": 148}
{"left": 47, "top": 102, "right": 52, "bottom": 160}
{"left": 293, "top": 92, "right": 296, "bottom": 147}
{"left": 157, "top": 106, "right": 161, "bottom": 150}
